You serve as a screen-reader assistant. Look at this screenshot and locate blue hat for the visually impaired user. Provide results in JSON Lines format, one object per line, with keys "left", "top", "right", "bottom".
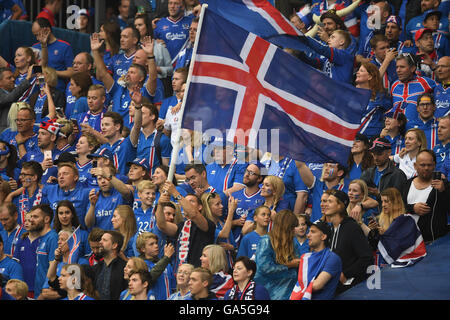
{"left": 87, "top": 147, "right": 114, "bottom": 162}
{"left": 127, "top": 157, "right": 149, "bottom": 171}
{"left": 423, "top": 9, "right": 442, "bottom": 22}
{"left": 297, "top": 5, "right": 313, "bottom": 29}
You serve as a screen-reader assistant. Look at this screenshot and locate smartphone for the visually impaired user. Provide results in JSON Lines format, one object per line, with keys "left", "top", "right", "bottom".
{"left": 71, "top": 119, "right": 78, "bottom": 127}
{"left": 92, "top": 160, "right": 97, "bottom": 168}
{"left": 44, "top": 150, "right": 52, "bottom": 160}
{"left": 38, "top": 76, "right": 45, "bottom": 86}
{"left": 432, "top": 171, "right": 442, "bottom": 180}
{"left": 33, "top": 65, "right": 43, "bottom": 74}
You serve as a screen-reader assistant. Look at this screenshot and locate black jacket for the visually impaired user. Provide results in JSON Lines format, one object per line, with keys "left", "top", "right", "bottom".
{"left": 360, "top": 161, "right": 407, "bottom": 207}
{"left": 330, "top": 217, "right": 373, "bottom": 286}
{"left": 0, "top": 78, "right": 31, "bottom": 132}
{"left": 402, "top": 177, "right": 450, "bottom": 242}
{"left": 91, "top": 256, "right": 128, "bottom": 300}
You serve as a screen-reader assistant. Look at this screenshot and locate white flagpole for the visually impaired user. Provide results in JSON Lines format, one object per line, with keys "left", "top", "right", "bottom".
{"left": 167, "top": 3, "right": 209, "bottom": 183}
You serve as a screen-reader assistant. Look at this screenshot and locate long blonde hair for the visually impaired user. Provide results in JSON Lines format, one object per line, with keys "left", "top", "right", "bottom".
{"left": 268, "top": 210, "right": 298, "bottom": 265}
{"left": 263, "top": 175, "right": 285, "bottom": 208}
{"left": 378, "top": 188, "right": 405, "bottom": 233}
{"left": 346, "top": 179, "right": 369, "bottom": 215}
{"left": 114, "top": 205, "right": 137, "bottom": 252}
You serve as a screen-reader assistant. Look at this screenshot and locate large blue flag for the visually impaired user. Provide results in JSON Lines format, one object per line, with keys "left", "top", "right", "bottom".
{"left": 182, "top": 8, "right": 371, "bottom": 165}
{"left": 198, "top": 0, "right": 308, "bottom": 51}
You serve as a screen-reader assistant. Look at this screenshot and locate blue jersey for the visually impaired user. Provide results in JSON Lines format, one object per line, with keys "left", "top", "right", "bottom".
{"left": 100, "top": 137, "right": 136, "bottom": 175}
{"left": 0, "top": 129, "right": 38, "bottom": 159}
{"left": 107, "top": 82, "right": 153, "bottom": 119}
{"left": 384, "top": 133, "right": 405, "bottom": 156}
{"left": 406, "top": 117, "right": 440, "bottom": 150}
{"left": 310, "top": 249, "right": 342, "bottom": 300}
{"left": 20, "top": 147, "right": 61, "bottom": 185}
{"left": 14, "top": 73, "right": 38, "bottom": 103}
{"left": 34, "top": 229, "right": 58, "bottom": 297}
{"left": 236, "top": 231, "right": 263, "bottom": 260}
{"left": 405, "top": 13, "right": 449, "bottom": 42}
{"left": 175, "top": 46, "right": 193, "bottom": 70}
{"left": 0, "top": 255, "right": 24, "bottom": 282}
{"left": 136, "top": 129, "right": 172, "bottom": 174}
{"left": 304, "top": 36, "right": 354, "bottom": 84}
{"left": 154, "top": 16, "right": 192, "bottom": 60}
{"left": 75, "top": 108, "right": 107, "bottom": 133}
{"left": 108, "top": 51, "right": 136, "bottom": 82}
{"left": 264, "top": 157, "right": 308, "bottom": 210}
{"left": 144, "top": 258, "right": 176, "bottom": 300}
{"left": 370, "top": 57, "right": 398, "bottom": 91}
{"left": 358, "top": 92, "right": 392, "bottom": 139}
{"left": 0, "top": 225, "right": 26, "bottom": 256}
{"left": 390, "top": 75, "right": 436, "bottom": 122}
{"left": 32, "top": 40, "right": 74, "bottom": 92}
{"left": 231, "top": 188, "right": 265, "bottom": 243}
{"left": 42, "top": 182, "right": 90, "bottom": 230}
{"left": 134, "top": 206, "right": 156, "bottom": 235}
{"left": 33, "top": 92, "right": 47, "bottom": 123}
{"left": 434, "top": 83, "right": 450, "bottom": 119}
{"left": 13, "top": 236, "right": 39, "bottom": 292}
{"left": 92, "top": 188, "right": 129, "bottom": 230}
{"left": 206, "top": 160, "right": 246, "bottom": 193}
{"left": 433, "top": 142, "right": 450, "bottom": 172}
{"left": 159, "top": 95, "right": 178, "bottom": 120}
{"left": 76, "top": 160, "right": 93, "bottom": 186}
{"left": 65, "top": 76, "right": 101, "bottom": 118}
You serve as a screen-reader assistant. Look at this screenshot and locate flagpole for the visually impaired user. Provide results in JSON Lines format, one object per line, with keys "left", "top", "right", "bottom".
{"left": 167, "top": 3, "right": 208, "bottom": 183}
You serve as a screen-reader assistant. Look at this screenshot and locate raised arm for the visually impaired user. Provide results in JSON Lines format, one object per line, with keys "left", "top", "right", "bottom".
{"left": 141, "top": 36, "right": 157, "bottom": 96}
{"left": 90, "top": 33, "right": 114, "bottom": 91}
{"left": 217, "top": 196, "right": 237, "bottom": 240}
{"left": 155, "top": 192, "right": 179, "bottom": 237}
{"left": 295, "top": 161, "right": 315, "bottom": 189}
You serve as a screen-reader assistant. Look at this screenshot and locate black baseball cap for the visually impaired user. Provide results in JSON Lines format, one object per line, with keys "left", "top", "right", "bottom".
{"left": 311, "top": 221, "right": 333, "bottom": 247}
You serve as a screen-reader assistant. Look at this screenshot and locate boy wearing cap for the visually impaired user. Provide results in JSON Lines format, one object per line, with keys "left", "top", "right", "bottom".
{"left": 290, "top": 221, "right": 342, "bottom": 300}
{"left": 414, "top": 28, "right": 439, "bottom": 79}
{"left": 360, "top": 137, "right": 407, "bottom": 203}
{"left": 422, "top": 10, "right": 449, "bottom": 59}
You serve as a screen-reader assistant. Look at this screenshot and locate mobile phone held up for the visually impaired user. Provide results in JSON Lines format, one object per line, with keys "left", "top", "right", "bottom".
{"left": 32, "top": 65, "right": 42, "bottom": 74}
{"left": 432, "top": 171, "right": 441, "bottom": 180}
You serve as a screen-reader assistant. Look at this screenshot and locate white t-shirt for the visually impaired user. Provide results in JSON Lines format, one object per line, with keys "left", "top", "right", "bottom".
{"left": 407, "top": 181, "right": 432, "bottom": 205}
{"left": 393, "top": 153, "right": 417, "bottom": 179}
{"left": 164, "top": 103, "right": 182, "bottom": 147}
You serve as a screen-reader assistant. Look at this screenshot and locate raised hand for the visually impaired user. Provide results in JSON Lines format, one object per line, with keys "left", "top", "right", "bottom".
{"left": 90, "top": 33, "right": 104, "bottom": 51}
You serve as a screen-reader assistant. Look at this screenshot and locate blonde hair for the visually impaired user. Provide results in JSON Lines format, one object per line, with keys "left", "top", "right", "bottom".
{"left": 346, "top": 179, "right": 369, "bottom": 215}
{"left": 128, "top": 256, "right": 149, "bottom": 273}
{"left": 405, "top": 128, "right": 428, "bottom": 151}
{"left": 43, "top": 66, "right": 58, "bottom": 88}
{"left": 263, "top": 176, "right": 285, "bottom": 207}
{"left": 6, "top": 279, "right": 29, "bottom": 300}
{"left": 56, "top": 118, "right": 74, "bottom": 138}
{"left": 202, "top": 244, "right": 229, "bottom": 274}
{"left": 8, "top": 102, "right": 33, "bottom": 130}
{"left": 201, "top": 192, "right": 222, "bottom": 222}
{"left": 137, "top": 180, "right": 157, "bottom": 193}
{"left": 114, "top": 205, "right": 137, "bottom": 252}
{"left": 135, "top": 232, "right": 158, "bottom": 254}
{"left": 378, "top": 188, "right": 405, "bottom": 233}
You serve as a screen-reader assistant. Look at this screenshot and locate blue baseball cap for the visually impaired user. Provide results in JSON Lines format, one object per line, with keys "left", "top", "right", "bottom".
{"left": 127, "top": 157, "right": 149, "bottom": 171}
{"left": 87, "top": 147, "right": 114, "bottom": 162}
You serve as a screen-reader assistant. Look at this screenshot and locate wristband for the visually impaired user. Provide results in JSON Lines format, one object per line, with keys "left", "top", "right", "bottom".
{"left": 134, "top": 104, "right": 142, "bottom": 110}
{"left": 54, "top": 255, "right": 62, "bottom": 262}
{"left": 147, "top": 55, "right": 155, "bottom": 59}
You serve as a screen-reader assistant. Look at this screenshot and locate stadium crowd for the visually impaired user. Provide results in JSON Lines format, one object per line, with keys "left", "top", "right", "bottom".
{"left": 0, "top": 0, "right": 449, "bottom": 301}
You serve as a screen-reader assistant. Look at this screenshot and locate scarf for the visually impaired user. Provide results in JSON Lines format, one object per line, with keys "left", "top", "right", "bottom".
{"left": 228, "top": 280, "right": 256, "bottom": 300}
{"left": 176, "top": 219, "right": 192, "bottom": 268}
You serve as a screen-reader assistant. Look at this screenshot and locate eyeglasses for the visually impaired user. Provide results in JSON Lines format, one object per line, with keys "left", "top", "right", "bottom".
{"left": 245, "top": 169, "right": 259, "bottom": 176}
{"left": 19, "top": 173, "right": 34, "bottom": 177}
{"left": 15, "top": 118, "right": 33, "bottom": 123}
{"left": 418, "top": 102, "right": 434, "bottom": 108}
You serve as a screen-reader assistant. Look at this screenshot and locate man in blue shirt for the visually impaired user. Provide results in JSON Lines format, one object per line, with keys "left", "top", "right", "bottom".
{"left": 301, "top": 221, "right": 342, "bottom": 300}
{"left": 85, "top": 164, "right": 133, "bottom": 231}
{"left": 154, "top": 0, "right": 192, "bottom": 60}
{"left": 100, "top": 111, "right": 136, "bottom": 175}
{"left": 406, "top": 93, "right": 440, "bottom": 150}
{"left": 0, "top": 236, "right": 24, "bottom": 283}
{"left": 231, "top": 162, "right": 265, "bottom": 244}
{"left": 0, "top": 203, "right": 26, "bottom": 256}
{"left": 31, "top": 17, "right": 74, "bottom": 92}
{"left": 42, "top": 162, "right": 90, "bottom": 229}
{"left": 21, "top": 119, "right": 62, "bottom": 184}
{"left": 74, "top": 84, "right": 107, "bottom": 138}
{"left": 108, "top": 26, "right": 140, "bottom": 82}
{"left": 26, "top": 204, "right": 58, "bottom": 298}
{"left": 434, "top": 56, "right": 450, "bottom": 118}
{"left": 434, "top": 114, "right": 450, "bottom": 171}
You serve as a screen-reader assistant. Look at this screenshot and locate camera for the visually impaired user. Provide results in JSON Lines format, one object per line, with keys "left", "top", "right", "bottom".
{"left": 432, "top": 171, "right": 442, "bottom": 180}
